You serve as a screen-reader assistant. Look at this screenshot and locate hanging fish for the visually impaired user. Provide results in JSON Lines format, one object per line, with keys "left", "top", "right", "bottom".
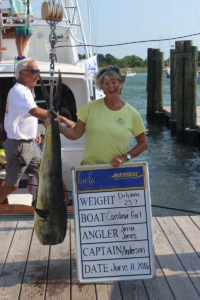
{"left": 34, "top": 71, "right": 67, "bottom": 245}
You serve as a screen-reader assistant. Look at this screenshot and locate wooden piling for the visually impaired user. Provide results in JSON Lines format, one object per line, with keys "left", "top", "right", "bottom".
{"left": 153, "top": 49, "right": 160, "bottom": 120}
{"left": 170, "top": 48, "right": 176, "bottom": 134}
{"left": 184, "top": 40, "right": 193, "bottom": 142}
{"left": 147, "top": 48, "right": 154, "bottom": 121}
{"left": 188, "top": 46, "right": 198, "bottom": 143}
{"left": 155, "top": 51, "right": 164, "bottom": 124}
{"left": 175, "top": 41, "right": 184, "bottom": 142}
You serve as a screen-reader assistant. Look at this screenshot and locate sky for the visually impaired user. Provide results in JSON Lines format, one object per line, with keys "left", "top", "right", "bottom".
{"left": 32, "top": 0, "right": 200, "bottom": 60}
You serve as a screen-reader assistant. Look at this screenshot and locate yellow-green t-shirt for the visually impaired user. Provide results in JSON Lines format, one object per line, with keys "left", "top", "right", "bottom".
{"left": 77, "top": 98, "right": 145, "bottom": 165}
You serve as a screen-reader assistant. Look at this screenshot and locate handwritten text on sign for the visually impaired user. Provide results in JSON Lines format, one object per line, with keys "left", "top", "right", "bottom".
{"left": 73, "top": 164, "right": 155, "bottom": 282}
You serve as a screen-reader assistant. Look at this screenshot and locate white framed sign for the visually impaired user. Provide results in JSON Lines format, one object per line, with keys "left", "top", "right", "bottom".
{"left": 72, "top": 162, "right": 156, "bottom": 283}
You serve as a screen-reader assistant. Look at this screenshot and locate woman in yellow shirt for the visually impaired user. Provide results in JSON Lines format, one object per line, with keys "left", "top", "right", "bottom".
{"left": 55, "top": 66, "right": 148, "bottom": 167}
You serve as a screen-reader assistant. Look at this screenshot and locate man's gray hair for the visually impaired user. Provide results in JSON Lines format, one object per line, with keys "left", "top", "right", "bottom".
{"left": 15, "top": 58, "right": 35, "bottom": 80}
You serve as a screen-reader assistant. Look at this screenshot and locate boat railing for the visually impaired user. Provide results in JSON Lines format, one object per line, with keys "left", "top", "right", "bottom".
{"left": 0, "top": 0, "right": 90, "bottom": 60}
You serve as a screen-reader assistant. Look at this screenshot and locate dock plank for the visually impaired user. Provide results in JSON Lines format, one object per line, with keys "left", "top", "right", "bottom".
{"left": 46, "top": 220, "right": 70, "bottom": 300}
{"left": 0, "top": 221, "right": 33, "bottom": 300}
{"left": 143, "top": 258, "right": 174, "bottom": 300}
{"left": 71, "top": 220, "right": 96, "bottom": 300}
{"left": 0, "top": 221, "right": 17, "bottom": 276}
{"left": 71, "top": 219, "right": 78, "bottom": 285}
{"left": 71, "top": 284, "right": 96, "bottom": 300}
{"left": 153, "top": 218, "right": 200, "bottom": 300}
{"left": 174, "top": 216, "right": 200, "bottom": 255}
{"left": 164, "top": 106, "right": 200, "bottom": 127}
{"left": 157, "top": 216, "right": 200, "bottom": 296}
{"left": 120, "top": 280, "right": 148, "bottom": 300}
{"left": 96, "top": 282, "right": 122, "bottom": 300}
{"left": 20, "top": 223, "right": 49, "bottom": 300}
{"left": 190, "top": 215, "right": 200, "bottom": 231}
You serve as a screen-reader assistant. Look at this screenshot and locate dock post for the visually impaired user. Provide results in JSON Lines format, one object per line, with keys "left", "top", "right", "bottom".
{"left": 153, "top": 49, "right": 160, "bottom": 122}
{"left": 175, "top": 41, "right": 184, "bottom": 142}
{"left": 184, "top": 40, "right": 193, "bottom": 142}
{"left": 188, "top": 46, "right": 198, "bottom": 143}
{"left": 155, "top": 51, "right": 164, "bottom": 124}
{"left": 170, "top": 48, "right": 176, "bottom": 134}
{"left": 147, "top": 48, "right": 154, "bottom": 121}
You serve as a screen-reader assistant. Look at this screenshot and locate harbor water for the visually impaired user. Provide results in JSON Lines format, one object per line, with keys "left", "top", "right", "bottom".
{"left": 122, "top": 73, "right": 200, "bottom": 217}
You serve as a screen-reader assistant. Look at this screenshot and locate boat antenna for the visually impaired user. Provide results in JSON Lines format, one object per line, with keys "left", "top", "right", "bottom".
{"left": 193, "top": 6, "right": 200, "bottom": 28}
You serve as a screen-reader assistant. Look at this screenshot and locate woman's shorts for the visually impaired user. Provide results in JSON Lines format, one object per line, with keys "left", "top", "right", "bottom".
{"left": 15, "top": 20, "right": 32, "bottom": 36}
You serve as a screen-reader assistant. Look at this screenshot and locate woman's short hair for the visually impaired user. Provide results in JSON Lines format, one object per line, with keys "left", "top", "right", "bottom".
{"left": 96, "top": 66, "right": 126, "bottom": 90}
{"left": 15, "top": 58, "right": 35, "bottom": 80}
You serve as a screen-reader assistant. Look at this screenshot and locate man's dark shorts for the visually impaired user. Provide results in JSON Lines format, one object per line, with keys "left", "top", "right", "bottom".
{"left": 5, "top": 138, "right": 40, "bottom": 186}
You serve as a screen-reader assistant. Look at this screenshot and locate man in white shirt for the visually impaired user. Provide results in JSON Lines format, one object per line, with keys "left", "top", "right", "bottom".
{"left": 0, "top": 58, "right": 61, "bottom": 204}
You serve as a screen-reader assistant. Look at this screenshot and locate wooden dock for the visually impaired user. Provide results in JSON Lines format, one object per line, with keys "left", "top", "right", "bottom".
{"left": 1, "top": 216, "right": 200, "bottom": 299}
{"left": 164, "top": 106, "right": 200, "bottom": 131}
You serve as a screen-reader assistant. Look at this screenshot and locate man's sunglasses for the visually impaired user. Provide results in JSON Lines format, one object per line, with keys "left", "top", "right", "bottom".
{"left": 99, "top": 66, "right": 116, "bottom": 76}
{"left": 23, "top": 69, "right": 40, "bottom": 74}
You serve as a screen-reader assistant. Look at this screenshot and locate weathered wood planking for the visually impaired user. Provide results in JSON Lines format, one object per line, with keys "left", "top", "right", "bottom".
{"left": 0, "top": 221, "right": 17, "bottom": 276}
{"left": 71, "top": 220, "right": 96, "bottom": 300}
{"left": 96, "top": 282, "right": 122, "bottom": 300}
{"left": 143, "top": 258, "right": 174, "bottom": 300}
{"left": 157, "top": 216, "right": 200, "bottom": 296}
{"left": 120, "top": 280, "right": 149, "bottom": 300}
{"left": 45, "top": 220, "right": 70, "bottom": 300}
{"left": 0, "top": 221, "right": 33, "bottom": 300}
{"left": 153, "top": 218, "right": 200, "bottom": 300}
{"left": 1, "top": 216, "right": 200, "bottom": 299}
{"left": 164, "top": 106, "right": 200, "bottom": 127}
{"left": 20, "top": 223, "right": 49, "bottom": 300}
{"left": 174, "top": 216, "right": 200, "bottom": 255}
{"left": 190, "top": 215, "right": 200, "bottom": 232}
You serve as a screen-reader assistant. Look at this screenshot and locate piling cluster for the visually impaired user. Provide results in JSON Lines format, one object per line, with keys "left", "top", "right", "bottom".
{"left": 147, "top": 40, "right": 198, "bottom": 143}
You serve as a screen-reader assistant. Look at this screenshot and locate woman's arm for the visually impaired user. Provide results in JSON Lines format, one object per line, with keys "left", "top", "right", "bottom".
{"left": 55, "top": 118, "right": 86, "bottom": 140}
{"left": 111, "top": 132, "right": 148, "bottom": 167}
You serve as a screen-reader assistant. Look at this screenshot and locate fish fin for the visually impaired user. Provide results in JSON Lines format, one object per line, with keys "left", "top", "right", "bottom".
{"left": 35, "top": 207, "right": 48, "bottom": 219}
{"left": 53, "top": 70, "right": 62, "bottom": 112}
{"left": 39, "top": 74, "right": 50, "bottom": 110}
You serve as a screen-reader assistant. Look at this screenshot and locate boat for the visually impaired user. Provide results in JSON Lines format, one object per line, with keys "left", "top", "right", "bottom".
{"left": 125, "top": 67, "right": 136, "bottom": 77}
{"left": 164, "top": 67, "right": 170, "bottom": 78}
{"left": 0, "top": 0, "right": 95, "bottom": 218}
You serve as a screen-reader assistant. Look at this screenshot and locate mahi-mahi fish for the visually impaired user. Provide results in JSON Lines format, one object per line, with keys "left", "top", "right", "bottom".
{"left": 34, "top": 72, "right": 67, "bottom": 245}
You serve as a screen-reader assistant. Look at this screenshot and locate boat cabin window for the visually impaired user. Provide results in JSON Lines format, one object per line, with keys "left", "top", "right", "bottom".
{"left": 34, "top": 81, "right": 77, "bottom": 124}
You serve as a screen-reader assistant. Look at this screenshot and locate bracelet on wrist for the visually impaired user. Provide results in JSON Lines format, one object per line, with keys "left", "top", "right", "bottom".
{"left": 61, "top": 125, "right": 67, "bottom": 135}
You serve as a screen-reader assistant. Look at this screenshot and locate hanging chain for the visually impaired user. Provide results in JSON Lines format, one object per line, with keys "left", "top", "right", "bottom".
{"left": 47, "top": 20, "right": 58, "bottom": 115}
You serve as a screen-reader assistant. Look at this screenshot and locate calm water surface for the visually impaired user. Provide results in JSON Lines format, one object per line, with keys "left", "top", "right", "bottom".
{"left": 122, "top": 73, "right": 200, "bottom": 217}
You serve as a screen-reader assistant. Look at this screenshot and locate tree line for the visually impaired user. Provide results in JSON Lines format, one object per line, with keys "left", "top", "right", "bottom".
{"left": 79, "top": 52, "right": 200, "bottom": 68}
{"left": 79, "top": 53, "right": 147, "bottom": 68}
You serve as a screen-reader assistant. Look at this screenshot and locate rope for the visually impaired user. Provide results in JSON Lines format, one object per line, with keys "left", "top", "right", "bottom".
{"left": 55, "top": 32, "right": 200, "bottom": 49}
{"left": 152, "top": 204, "right": 200, "bottom": 215}
{"left": 26, "top": 183, "right": 200, "bottom": 213}
{"left": 27, "top": 183, "right": 72, "bottom": 194}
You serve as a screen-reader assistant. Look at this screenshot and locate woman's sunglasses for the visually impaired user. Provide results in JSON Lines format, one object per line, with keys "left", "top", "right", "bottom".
{"left": 23, "top": 69, "right": 40, "bottom": 74}
{"left": 98, "top": 66, "right": 116, "bottom": 76}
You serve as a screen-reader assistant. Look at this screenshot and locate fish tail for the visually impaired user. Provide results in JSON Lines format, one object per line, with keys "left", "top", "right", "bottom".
{"left": 39, "top": 74, "right": 50, "bottom": 110}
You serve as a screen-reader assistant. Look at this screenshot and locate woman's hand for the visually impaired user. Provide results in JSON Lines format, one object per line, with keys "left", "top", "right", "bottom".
{"left": 43, "top": 117, "right": 50, "bottom": 128}
{"left": 30, "top": 14, "right": 34, "bottom": 22}
{"left": 54, "top": 118, "right": 66, "bottom": 133}
{"left": 111, "top": 155, "right": 127, "bottom": 168}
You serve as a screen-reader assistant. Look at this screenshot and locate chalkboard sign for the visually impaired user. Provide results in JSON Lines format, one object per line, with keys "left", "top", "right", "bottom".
{"left": 72, "top": 162, "right": 156, "bottom": 283}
